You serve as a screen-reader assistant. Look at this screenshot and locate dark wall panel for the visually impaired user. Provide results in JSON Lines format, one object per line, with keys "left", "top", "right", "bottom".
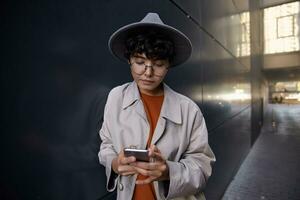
{"left": 205, "top": 108, "right": 251, "bottom": 199}
{"left": 1, "top": 1, "right": 155, "bottom": 200}
{"left": 171, "top": 1, "right": 252, "bottom": 199}
{"left": 2, "top": 0, "right": 255, "bottom": 200}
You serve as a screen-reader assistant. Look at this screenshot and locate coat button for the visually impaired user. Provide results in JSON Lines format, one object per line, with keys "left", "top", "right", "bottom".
{"left": 118, "top": 182, "right": 124, "bottom": 191}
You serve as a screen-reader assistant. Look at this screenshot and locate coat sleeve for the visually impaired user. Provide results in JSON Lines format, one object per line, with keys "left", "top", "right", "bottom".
{"left": 98, "top": 92, "right": 119, "bottom": 192}
{"left": 162, "top": 109, "right": 216, "bottom": 199}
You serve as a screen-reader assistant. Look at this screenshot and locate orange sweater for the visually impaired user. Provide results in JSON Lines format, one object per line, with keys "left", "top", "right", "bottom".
{"left": 133, "top": 93, "right": 164, "bottom": 200}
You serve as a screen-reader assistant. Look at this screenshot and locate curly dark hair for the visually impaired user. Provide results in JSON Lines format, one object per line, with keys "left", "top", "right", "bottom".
{"left": 124, "top": 31, "right": 174, "bottom": 63}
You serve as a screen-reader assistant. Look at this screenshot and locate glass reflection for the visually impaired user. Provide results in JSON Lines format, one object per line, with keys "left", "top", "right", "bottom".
{"left": 228, "top": 11, "right": 250, "bottom": 57}
{"left": 235, "top": 12, "right": 250, "bottom": 57}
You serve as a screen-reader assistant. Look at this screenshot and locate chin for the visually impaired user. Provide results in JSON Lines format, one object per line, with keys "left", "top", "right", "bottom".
{"left": 140, "top": 85, "right": 155, "bottom": 91}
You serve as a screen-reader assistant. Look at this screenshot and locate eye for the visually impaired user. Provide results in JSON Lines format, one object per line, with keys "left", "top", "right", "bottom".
{"left": 136, "top": 61, "right": 145, "bottom": 65}
{"left": 154, "top": 62, "right": 165, "bottom": 67}
{"left": 133, "top": 58, "right": 145, "bottom": 65}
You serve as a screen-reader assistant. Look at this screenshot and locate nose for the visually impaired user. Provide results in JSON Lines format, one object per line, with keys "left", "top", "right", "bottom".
{"left": 144, "top": 62, "right": 153, "bottom": 77}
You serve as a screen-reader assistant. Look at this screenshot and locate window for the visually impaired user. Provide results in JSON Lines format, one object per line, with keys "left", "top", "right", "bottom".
{"left": 277, "top": 15, "right": 295, "bottom": 38}
{"left": 264, "top": 1, "right": 300, "bottom": 54}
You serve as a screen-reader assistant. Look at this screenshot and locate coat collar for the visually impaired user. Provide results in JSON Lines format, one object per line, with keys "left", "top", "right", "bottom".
{"left": 122, "top": 81, "right": 140, "bottom": 109}
{"left": 160, "top": 84, "right": 182, "bottom": 124}
{"left": 122, "top": 81, "right": 182, "bottom": 124}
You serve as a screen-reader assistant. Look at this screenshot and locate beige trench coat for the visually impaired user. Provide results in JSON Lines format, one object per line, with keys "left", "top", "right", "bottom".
{"left": 99, "top": 81, "right": 216, "bottom": 200}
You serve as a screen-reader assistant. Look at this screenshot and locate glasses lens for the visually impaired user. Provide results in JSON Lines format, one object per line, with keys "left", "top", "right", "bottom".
{"left": 132, "top": 63, "right": 145, "bottom": 75}
{"left": 131, "top": 61, "right": 167, "bottom": 76}
{"left": 152, "top": 65, "right": 166, "bottom": 76}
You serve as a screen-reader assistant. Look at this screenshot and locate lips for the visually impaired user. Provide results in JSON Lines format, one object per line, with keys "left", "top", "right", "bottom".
{"left": 141, "top": 79, "right": 154, "bottom": 84}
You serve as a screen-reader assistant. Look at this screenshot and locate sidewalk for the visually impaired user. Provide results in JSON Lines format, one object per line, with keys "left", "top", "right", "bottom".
{"left": 222, "top": 104, "right": 300, "bottom": 200}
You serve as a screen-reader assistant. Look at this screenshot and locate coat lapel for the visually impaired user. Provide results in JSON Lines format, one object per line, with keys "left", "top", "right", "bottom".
{"left": 152, "top": 83, "right": 182, "bottom": 145}
{"left": 151, "top": 117, "right": 166, "bottom": 145}
{"left": 122, "top": 82, "right": 182, "bottom": 145}
{"left": 122, "top": 81, "right": 148, "bottom": 122}
{"left": 122, "top": 82, "right": 149, "bottom": 149}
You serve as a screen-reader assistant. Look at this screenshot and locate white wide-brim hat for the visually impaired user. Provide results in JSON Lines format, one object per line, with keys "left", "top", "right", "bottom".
{"left": 108, "top": 13, "right": 192, "bottom": 67}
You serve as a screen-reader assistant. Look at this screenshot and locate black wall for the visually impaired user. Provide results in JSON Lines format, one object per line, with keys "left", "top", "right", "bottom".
{"left": 1, "top": 1, "right": 262, "bottom": 200}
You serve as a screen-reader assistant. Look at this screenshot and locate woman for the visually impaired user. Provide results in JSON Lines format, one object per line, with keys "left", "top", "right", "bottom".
{"left": 99, "top": 13, "right": 216, "bottom": 200}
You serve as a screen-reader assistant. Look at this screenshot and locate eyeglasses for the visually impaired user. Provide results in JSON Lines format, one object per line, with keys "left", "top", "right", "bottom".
{"left": 130, "top": 56, "right": 169, "bottom": 76}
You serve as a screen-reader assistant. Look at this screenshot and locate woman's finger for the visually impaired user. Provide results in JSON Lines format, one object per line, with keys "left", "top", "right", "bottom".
{"left": 134, "top": 166, "right": 162, "bottom": 177}
{"left": 120, "top": 156, "right": 136, "bottom": 165}
{"left": 148, "top": 145, "right": 160, "bottom": 157}
{"left": 149, "top": 144, "right": 160, "bottom": 153}
{"left": 151, "top": 152, "right": 165, "bottom": 162}
{"left": 118, "top": 165, "right": 137, "bottom": 175}
{"left": 133, "top": 161, "right": 163, "bottom": 170}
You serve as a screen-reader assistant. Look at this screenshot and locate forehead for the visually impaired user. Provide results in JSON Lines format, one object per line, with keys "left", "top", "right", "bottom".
{"left": 131, "top": 53, "right": 167, "bottom": 61}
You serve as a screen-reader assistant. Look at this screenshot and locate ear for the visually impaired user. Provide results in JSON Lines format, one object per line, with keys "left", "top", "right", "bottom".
{"left": 127, "top": 57, "right": 132, "bottom": 65}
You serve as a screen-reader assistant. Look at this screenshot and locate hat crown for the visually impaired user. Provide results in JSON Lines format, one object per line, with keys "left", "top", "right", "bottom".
{"left": 108, "top": 12, "right": 192, "bottom": 67}
{"left": 140, "top": 13, "right": 164, "bottom": 25}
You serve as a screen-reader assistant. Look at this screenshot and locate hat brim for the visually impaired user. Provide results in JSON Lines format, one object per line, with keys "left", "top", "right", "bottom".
{"left": 108, "top": 22, "right": 192, "bottom": 67}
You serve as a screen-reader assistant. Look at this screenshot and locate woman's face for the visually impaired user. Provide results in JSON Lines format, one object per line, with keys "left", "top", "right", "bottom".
{"left": 130, "top": 53, "right": 169, "bottom": 96}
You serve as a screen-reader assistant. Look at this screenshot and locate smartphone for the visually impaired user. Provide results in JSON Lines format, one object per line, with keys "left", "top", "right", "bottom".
{"left": 124, "top": 148, "right": 150, "bottom": 162}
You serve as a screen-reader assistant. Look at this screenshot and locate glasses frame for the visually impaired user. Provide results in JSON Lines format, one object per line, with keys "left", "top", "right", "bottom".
{"left": 130, "top": 56, "right": 169, "bottom": 77}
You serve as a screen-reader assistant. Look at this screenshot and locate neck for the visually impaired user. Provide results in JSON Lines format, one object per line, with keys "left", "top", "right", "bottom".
{"left": 140, "top": 84, "right": 164, "bottom": 96}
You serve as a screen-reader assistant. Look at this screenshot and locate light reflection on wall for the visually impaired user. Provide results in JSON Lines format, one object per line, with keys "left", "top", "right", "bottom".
{"left": 191, "top": 83, "right": 251, "bottom": 103}
{"left": 225, "top": 11, "right": 251, "bottom": 57}
{"left": 216, "top": 88, "right": 251, "bottom": 102}
{"left": 231, "top": 12, "right": 250, "bottom": 57}
{"left": 203, "top": 10, "right": 250, "bottom": 60}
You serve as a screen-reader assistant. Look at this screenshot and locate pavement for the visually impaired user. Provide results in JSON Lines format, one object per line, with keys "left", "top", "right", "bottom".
{"left": 222, "top": 104, "right": 300, "bottom": 200}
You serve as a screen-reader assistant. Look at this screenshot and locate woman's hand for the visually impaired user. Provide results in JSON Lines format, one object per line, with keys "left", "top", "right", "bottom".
{"left": 133, "top": 144, "right": 169, "bottom": 184}
{"left": 112, "top": 150, "right": 137, "bottom": 176}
